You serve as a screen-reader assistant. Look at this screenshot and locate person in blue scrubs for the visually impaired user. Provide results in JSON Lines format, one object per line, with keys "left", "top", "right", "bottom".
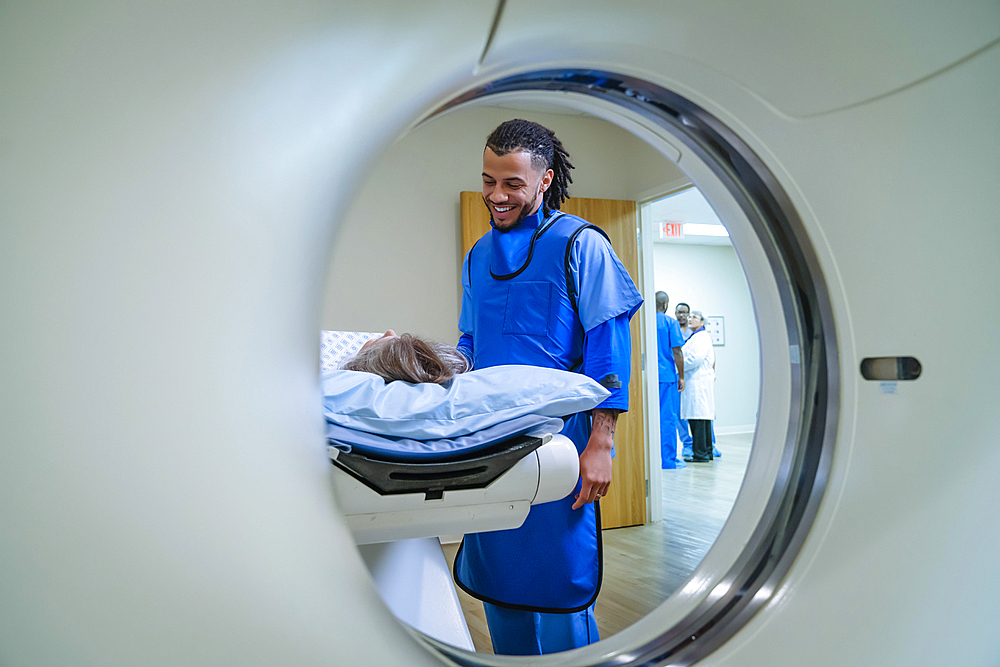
{"left": 655, "top": 292, "right": 685, "bottom": 469}
{"left": 453, "top": 119, "right": 642, "bottom": 655}
{"left": 674, "top": 302, "right": 695, "bottom": 458}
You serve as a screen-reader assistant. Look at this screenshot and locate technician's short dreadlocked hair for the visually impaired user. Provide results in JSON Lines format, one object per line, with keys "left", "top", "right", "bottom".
{"left": 485, "top": 119, "right": 574, "bottom": 213}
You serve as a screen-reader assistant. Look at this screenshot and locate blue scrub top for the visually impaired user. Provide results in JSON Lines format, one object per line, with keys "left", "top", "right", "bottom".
{"left": 656, "top": 311, "right": 684, "bottom": 383}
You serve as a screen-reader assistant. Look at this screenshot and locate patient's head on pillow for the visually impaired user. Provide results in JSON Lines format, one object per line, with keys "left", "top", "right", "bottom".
{"left": 342, "top": 330, "right": 469, "bottom": 384}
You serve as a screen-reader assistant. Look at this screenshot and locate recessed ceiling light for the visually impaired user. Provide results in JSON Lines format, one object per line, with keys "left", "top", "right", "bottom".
{"left": 683, "top": 223, "right": 730, "bottom": 237}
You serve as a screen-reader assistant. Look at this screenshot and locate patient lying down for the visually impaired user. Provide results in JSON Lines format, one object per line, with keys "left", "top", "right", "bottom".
{"left": 342, "top": 330, "right": 469, "bottom": 384}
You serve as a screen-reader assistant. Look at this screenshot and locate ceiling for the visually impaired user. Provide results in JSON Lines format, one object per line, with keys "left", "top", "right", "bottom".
{"left": 649, "top": 187, "right": 731, "bottom": 246}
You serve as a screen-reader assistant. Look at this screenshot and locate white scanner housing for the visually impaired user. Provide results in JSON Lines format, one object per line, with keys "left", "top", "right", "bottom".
{"left": 330, "top": 433, "right": 580, "bottom": 545}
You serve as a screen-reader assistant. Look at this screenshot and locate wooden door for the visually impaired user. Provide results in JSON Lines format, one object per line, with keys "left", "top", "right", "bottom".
{"left": 459, "top": 192, "right": 647, "bottom": 528}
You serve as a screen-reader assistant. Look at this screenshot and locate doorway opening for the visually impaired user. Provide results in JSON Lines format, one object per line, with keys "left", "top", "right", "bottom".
{"left": 594, "top": 186, "right": 759, "bottom": 637}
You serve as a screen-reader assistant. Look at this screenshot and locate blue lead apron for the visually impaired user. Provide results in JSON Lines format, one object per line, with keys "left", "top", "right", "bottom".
{"left": 454, "top": 210, "right": 612, "bottom": 613}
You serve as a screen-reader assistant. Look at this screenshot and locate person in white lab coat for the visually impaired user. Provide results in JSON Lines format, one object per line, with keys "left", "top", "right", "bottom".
{"left": 680, "top": 310, "right": 716, "bottom": 462}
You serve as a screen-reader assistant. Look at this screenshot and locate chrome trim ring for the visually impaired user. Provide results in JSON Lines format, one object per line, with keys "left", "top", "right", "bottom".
{"left": 425, "top": 69, "right": 838, "bottom": 666}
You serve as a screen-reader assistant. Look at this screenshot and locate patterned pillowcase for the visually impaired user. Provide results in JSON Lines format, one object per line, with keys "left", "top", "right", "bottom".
{"left": 320, "top": 330, "right": 382, "bottom": 372}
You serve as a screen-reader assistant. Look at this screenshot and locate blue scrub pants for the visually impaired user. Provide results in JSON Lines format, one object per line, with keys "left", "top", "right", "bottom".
{"left": 678, "top": 417, "right": 694, "bottom": 457}
{"left": 483, "top": 602, "right": 599, "bottom": 655}
{"left": 680, "top": 418, "right": 720, "bottom": 458}
{"left": 659, "top": 382, "right": 685, "bottom": 469}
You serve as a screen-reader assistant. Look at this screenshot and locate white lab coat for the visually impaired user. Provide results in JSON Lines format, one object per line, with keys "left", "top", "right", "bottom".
{"left": 680, "top": 329, "right": 715, "bottom": 420}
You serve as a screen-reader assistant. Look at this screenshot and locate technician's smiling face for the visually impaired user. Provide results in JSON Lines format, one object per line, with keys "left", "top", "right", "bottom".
{"left": 482, "top": 148, "right": 553, "bottom": 232}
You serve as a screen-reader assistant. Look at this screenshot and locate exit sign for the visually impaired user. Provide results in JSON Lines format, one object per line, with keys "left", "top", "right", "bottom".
{"left": 661, "top": 222, "right": 683, "bottom": 238}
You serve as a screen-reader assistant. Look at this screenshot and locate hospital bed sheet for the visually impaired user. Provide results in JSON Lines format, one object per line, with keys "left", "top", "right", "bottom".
{"left": 326, "top": 414, "right": 564, "bottom": 462}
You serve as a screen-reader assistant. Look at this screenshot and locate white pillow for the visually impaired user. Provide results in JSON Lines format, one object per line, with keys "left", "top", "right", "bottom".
{"left": 321, "top": 365, "right": 610, "bottom": 439}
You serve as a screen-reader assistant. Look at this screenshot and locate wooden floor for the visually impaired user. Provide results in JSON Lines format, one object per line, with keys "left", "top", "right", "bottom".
{"left": 440, "top": 431, "right": 753, "bottom": 654}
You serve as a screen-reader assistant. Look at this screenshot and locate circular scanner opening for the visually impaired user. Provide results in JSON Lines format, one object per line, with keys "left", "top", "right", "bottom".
{"left": 329, "top": 70, "right": 837, "bottom": 666}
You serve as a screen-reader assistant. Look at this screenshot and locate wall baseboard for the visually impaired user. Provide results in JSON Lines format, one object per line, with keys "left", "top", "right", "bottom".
{"left": 714, "top": 424, "right": 756, "bottom": 436}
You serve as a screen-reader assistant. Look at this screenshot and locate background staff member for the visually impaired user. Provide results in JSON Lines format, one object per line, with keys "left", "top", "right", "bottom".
{"left": 453, "top": 119, "right": 642, "bottom": 655}
{"left": 674, "top": 302, "right": 695, "bottom": 458}
{"left": 681, "top": 310, "right": 716, "bottom": 463}
{"left": 655, "top": 291, "right": 686, "bottom": 469}
{"left": 675, "top": 303, "right": 720, "bottom": 460}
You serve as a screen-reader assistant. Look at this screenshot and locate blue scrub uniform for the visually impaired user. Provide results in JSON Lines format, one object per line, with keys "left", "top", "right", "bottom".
{"left": 455, "top": 206, "right": 641, "bottom": 655}
{"left": 656, "top": 311, "right": 685, "bottom": 469}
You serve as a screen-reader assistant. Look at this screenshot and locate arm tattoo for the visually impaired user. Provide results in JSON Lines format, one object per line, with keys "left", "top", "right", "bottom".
{"left": 592, "top": 408, "right": 619, "bottom": 437}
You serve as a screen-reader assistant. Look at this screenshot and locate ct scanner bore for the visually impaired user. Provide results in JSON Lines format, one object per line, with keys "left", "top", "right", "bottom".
{"left": 3, "top": 3, "right": 999, "bottom": 666}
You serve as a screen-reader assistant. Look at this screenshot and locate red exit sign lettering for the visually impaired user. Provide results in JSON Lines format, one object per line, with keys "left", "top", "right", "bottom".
{"left": 662, "top": 222, "right": 683, "bottom": 238}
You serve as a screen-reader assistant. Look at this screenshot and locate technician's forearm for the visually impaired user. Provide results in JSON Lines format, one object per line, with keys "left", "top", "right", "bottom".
{"left": 590, "top": 408, "right": 619, "bottom": 450}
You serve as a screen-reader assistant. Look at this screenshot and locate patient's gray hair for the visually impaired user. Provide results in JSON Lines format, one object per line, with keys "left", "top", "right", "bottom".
{"left": 342, "top": 334, "right": 470, "bottom": 384}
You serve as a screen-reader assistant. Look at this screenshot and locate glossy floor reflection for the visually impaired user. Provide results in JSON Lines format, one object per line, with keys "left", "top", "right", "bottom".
{"left": 441, "top": 431, "right": 753, "bottom": 653}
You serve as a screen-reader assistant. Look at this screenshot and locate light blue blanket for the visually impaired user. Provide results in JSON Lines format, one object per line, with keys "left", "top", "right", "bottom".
{"left": 326, "top": 414, "right": 564, "bottom": 462}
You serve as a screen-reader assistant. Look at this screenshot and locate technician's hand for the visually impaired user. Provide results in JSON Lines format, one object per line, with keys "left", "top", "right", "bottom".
{"left": 678, "top": 378, "right": 685, "bottom": 392}
{"left": 572, "top": 409, "right": 617, "bottom": 510}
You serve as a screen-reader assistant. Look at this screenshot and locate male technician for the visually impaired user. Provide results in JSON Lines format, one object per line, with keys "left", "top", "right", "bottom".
{"left": 454, "top": 119, "right": 642, "bottom": 655}
{"left": 655, "top": 291, "right": 685, "bottom": 469}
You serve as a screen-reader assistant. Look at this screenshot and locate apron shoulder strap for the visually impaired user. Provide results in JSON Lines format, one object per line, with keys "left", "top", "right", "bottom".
{"left": 564, "top": 220, "right": 612, "bottom": 374}
{"left": 564, "top": 221, "right": 612, "bottom": 314}
{"left": 466, "top": 234, "right": 488, "bottom": 290}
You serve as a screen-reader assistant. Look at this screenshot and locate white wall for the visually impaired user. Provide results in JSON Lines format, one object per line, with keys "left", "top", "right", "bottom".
{"left": 322, "top": 106, "right": 684, "bottom": 341}
{"left": 653, "top": 243, "right": 759, "bottom": 433}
